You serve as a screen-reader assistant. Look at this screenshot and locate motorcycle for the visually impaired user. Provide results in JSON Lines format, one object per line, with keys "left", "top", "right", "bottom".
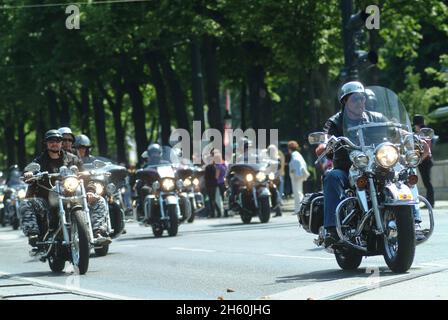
{"left": 83, "top": 160, "right": 127, "bottom": 256}
{"left": 135, "top": 150, "right": 191, "bottom": 237}
{"left": 175, "top": 161, "right": 205, "bottom": 223}
{"left": 225, "top": 160, "right": 274, "bottom": 224}
{"left": 23, "top": 162, "right": 93, "bottom": 274}
{"left": 299, "top": 86, "right": 435, "bottom": 273}
{"left": 2, "top": 182, "right": 28, "bottom": 230}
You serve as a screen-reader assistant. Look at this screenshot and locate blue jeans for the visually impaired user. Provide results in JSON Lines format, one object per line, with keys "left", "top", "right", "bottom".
{"left": 279, "top": 175, "right": 285, "bottom": 196}
{"left": 323, "top": 169, "right": 349, "bottom": 228}
{"left": 323, "top": 169, "right": 422, "bottom": 229}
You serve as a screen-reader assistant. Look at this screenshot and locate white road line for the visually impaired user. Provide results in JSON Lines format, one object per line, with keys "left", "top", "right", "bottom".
{"left": 0, "top": 270, "right": 140, "bottom": 300}
{"left": 265, "top": 253, "right": 333, "bottom": 260}
{"left": 169, "top": 247, "right": 216, "bottom": 253}
{"left": 0, "top": 234, "right": 22, "bottom": 241}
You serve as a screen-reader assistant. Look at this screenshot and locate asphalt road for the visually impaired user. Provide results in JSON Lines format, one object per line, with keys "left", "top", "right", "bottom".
{"left": 1, "top": 199, "right": 447, "bottom": 300}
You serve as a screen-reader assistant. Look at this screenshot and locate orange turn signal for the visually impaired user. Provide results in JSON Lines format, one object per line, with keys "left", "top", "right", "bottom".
{"left": 408, "top": 174, "right": 418, "bottom": 185}
{"left": 356, "top": 176, "right": 368, "bottom": 189}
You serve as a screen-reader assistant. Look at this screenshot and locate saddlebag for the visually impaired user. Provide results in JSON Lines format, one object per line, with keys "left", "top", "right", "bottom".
{"left": 298, "top": 192, "right": 324, "bottom": 234}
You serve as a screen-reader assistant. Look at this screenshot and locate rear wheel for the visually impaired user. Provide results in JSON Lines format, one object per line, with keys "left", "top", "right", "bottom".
{"left": 71, "top": 210, "right": 90, "bottom": 275}
{"left": 179, "top": 197, "right": 192, "bottom": 222}
{"left": 383, "top": 206, "right": 415, "bottom": 273}
{"left": 48, "top": 255, "right": 66, "bottom": 273}
{"left": 187, "top": 199, "right": 196, "bottom": 223}
{"left": 167, "top": 205, "right": 179, "bottom": 237}
{"left": 94, "top": 244, "right": 109, "bottom": 257}
{"left": 335, "top": 250, "right": 363, "bottom": 270}
{"left": 258, "top": 197, "right": 271, "bottom": 223}
{"left": 109, "top": 203, "right": 125, "bottom": 238}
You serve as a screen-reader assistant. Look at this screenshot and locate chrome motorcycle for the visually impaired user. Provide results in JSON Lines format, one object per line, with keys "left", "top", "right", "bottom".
{"left": 2, "top": 182, "right": 27, "bottom": 230}
{"left": 300, "top": 86, "right": 434, "bottom": 273}
{"left": 23, "top": 163, "right": 93, "bottom": 274}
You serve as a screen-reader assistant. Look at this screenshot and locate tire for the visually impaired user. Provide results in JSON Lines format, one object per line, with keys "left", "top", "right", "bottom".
{"left": 241, "top": 214, "right": 252, "bottom": 224}
{"left": 0, "top": 209, "right": 5, "bottom": 227}
{"left": 187, "top": 199, "right": 196, "bottom": 223}
{"left": 70, "top": 210, "right": 90, "bottom": 275}
{"left": 167, "top": 205, "right": 179, "bottom": 237}
{"left": 11, "top": 213, "right": 20, "bottom": 230}
{"left": 152, "top": 225, "right": 164, "bottom": 237}
{"left": 383, "top": 206, "right": 415, "bottom": 273}
{"left": 335, "top": 250, "right": 363, "bottom": 270}
{"left": 179, "top": 197, "right": 192, "bottom": 222}
{"left": 94, "top": 244, "right": 109, "bottom": 257}
{"left": 258, "top": 197, "right": 271, "bottom": 223}
{"left": 109, "top": 203, "right": 125, "bottom": 238}
{"left": 48, "top": 255, "right": 66, "bottom": 273}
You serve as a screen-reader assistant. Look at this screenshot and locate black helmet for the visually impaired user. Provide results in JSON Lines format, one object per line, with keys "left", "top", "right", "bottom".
{"left": 413, "top": 114, "right": 425, "bottom": 126}
{"left": 147, "top": 143, "right": 162, "bottom": 157}
{"left": 58, "top": 127, "right": 75, "bottom": 141}
{"left": 74, "top": 134, "right": 92, "bottom": 148}
{"left": 44, "top": 129, "right": 63, "bottom": 142}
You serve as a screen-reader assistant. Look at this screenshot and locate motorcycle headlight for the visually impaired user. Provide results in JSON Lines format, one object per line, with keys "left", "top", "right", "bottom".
{"left": 405, "top": 151, "right": 421, "bottom": 167}
{"left": 268, "top": 172, "right": 275, "bottom": 180}
{"left": 63, "top": 177, "right": 80, "bottom": 193}
{"left": 0, "top": 194, "right": 4, "bottom": 202}
{"left": 93, "top": 182, "right": 105, "bottom": 195}
{"left": 152, "top": 181, "right": 160, "bottom": 191}
{"left": 184, "top": 178, "right": 192, "bottom": 187}
{"left": 350, "top": 151, "right": 369, "bottom": 169}
{"left": 192, "top": 178, "right": 200, "bottom": 186}
{"left": 107, "top": 183, "right": 117, "bottom": 194}
{"left": 256, "top": 172, "right": 266, "bottom": 182}
{"left": 374, "top": 143, "right": 399, "bottom": 168}
{"left": 18, "top": 189, "right": 27, "bottom": 199}
{"left": 162, "top": 178, "right": 175, "bottom": 192}
{"left": 246, "top": 173, "right": 254, "bottom": 182}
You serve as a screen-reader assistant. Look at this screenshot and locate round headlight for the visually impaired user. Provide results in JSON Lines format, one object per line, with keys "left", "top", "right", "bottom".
{"left": 18, "top": 189, "right": 27, "bottom": 199}
{"left": 184, "top": 178, "right": 192, "bottom": 187}
{"left": 350, "top": 151, "right": 369, "bottom": 169}
{"left": 152, "top": 181, "right": 160, "bottom": 191}
{"left": 256, "top": 172, "right": 266, "bottom": 182}
{"left": 107, "top": 183, "right": 117, "bottom": 194}
{"left": 63, "top": 177, "right": 80, "bottom": 193}
{"left": 162, "top": 179, "right": 175, "bottom": 192}
{"left": 192, "top": 178, "right": 200, "bottom": 186}
{"left": 0, "top": 194, "right": 4, "bottom": 202}
{"left": 93, "top": 182, "right": 105, "bottom": 195}
{"left": 405, "top": 151, "right": 421, "bottom": 167}
{"left": 268, "top": 172, "right": 275, "bottom": 180}
{"left": 375, "top": 143, "right": 399, "bottom": 168}
{"left": 246, "top": 173, "right": 254, "bottom": 182}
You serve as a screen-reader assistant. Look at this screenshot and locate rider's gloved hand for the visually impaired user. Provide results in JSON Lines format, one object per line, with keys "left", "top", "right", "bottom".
{"left": 86, "top": 192, "right": 99, "bottom": 205}
{"left": 23, "top": 171, "right": 33, "bottom": 182}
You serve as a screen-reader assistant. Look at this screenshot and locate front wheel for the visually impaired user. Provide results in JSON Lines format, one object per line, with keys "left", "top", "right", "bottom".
{"left": 258, "top": 197, "right": 271, "bottom": 223}
{"left": 187, "top": 198, "right": 196, "bottom": 223}
{"left": 335, "top": 250, "right": 363, "bottom": 270}
{"left": 383, "top": 206, "right": 415, "bottom": 273}
{"left": 70, "top": 210, "right": 90, "bottom": 275}
{"left": 166, "top": 205, "right": 179, "bottom": 237}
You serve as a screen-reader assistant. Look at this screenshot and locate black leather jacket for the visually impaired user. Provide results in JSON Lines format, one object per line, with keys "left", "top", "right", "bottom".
{"left": 323, "top": 111, "right": 388, "bottom": 172}
{"left": 26, "top": 150, "right": 83, "bottom": 199}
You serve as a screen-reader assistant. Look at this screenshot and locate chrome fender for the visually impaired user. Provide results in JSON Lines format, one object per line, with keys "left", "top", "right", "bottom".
{"left": 383, "top": 183, "right": 418, "bottom": 206}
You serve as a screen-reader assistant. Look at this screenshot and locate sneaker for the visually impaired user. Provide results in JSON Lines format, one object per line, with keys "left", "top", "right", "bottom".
{"left": 94, "top": 231, "right": 112, "bottom": 245}
{"left": 415, "top": 223, "right": 426, "bottom": 242}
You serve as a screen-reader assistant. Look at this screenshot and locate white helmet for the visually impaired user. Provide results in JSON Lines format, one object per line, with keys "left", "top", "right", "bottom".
{"left": 339, "top": 81, "right": 365, "bottom": 104}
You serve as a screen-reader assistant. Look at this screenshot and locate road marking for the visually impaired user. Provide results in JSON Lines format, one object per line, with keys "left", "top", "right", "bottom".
{"left": 0, "top": 270, "right": 139, "bottom": 300}
{"left": 265, "top": 253, "right": 333, "bottom": 260}
{"left": 169, "top": 247, "right": 216, "bottom": 253}
{"left": 0, "top": 234, "right": 22, "bottom": 241}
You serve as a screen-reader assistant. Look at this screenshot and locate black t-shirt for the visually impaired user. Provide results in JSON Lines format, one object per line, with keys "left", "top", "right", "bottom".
{"left": 204, "top": 164, "right": 217, "bottom": 188}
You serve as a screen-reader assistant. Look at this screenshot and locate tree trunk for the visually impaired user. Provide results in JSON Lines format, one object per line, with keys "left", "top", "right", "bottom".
{"left": 191, "top": 38, "right": 205, "bottom": 131}
{"left": 240, "top": 81, "right": 247, "bottom": 131}
{"left": 4, "top": 112, "right": 16, "bottom": 167}
{"left": 146, "top": 51, "right": 171, "bottom": 146}
{"left": 46, "top": 89, "right": 59, "bottom": 128}
{"left": 247, "top": 64, "right": 271, "bottom": 131}
{"left": 16, "top": 120, "right": 26, "bottom": 169}
{"left": 91, "top": 90, "right": 108, "bottom": 157}
{"left": 160, "top": 53, "right": 190, "bottom": 132}
{"left": 98, "top": 77, "right": 127, "bottom": 164}
{"left": 80, "top": 86, "right": 91, "bottom": 136}
{"left": 35, "top": 107, "right": 46, "bottom": 156}
{"left": 59, "top": 91, "right": 70, "bottom": 127}
{"left": 202, "top": 35, "right": 222, "bottom": 132}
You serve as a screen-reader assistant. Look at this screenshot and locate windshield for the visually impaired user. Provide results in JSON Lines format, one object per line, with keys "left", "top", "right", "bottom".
{"left": 343, "top": 86, "right": 413, "bottom": 149}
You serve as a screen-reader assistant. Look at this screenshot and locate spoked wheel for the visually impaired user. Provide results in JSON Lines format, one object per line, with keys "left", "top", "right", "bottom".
{"left": 383, "top": 206, "right": 415, "bottom": 273}
{"left": 70, "top": 210, "right": 90, "bottom": 275}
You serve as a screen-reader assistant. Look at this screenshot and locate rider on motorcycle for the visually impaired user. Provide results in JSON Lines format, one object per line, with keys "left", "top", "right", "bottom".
{"left": 74, "top": 134, "right": 96, "bottom": 164}
{"left": 21, "top": 130, "right": 111, "bottom": 249}
{"left": 58, "top": 127, "right": 76, "bottom": 154}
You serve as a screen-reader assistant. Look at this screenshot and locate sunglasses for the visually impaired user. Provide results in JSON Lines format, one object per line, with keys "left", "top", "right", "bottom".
{"left": 62, "top": 138, "right": 74, "bottom": 143}
{"left": 47, "top": 139, "right": 62, "bottom": 143}
{"left": 349, "top": 94, "right": 366, "bottom": 103}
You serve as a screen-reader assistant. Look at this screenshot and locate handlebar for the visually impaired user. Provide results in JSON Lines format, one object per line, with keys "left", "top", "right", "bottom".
{"left": 313, "top": 136, "right": 361, "bottom": 166}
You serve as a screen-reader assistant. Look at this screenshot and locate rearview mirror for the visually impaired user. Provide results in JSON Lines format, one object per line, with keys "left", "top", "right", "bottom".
{"left": 418, "top": 128, "right": 434, "bottom": 140}
{"left": 93, "top": 159, "right": 107, "bottom": 169}
{"left": 308, "top": 132, "right": 329, "bottom": 145}
{"left": 24, "top": 163, "right": 40, "bottom": 173}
